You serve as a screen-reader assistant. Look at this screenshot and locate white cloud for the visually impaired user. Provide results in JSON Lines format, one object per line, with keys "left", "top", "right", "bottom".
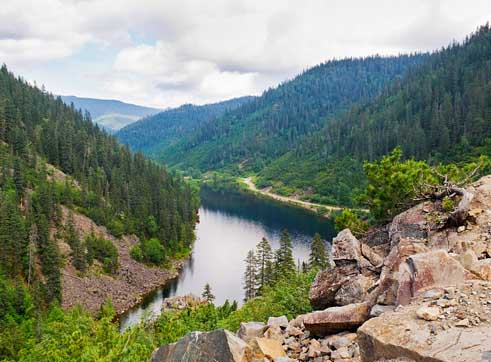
{"left": 1, "top": 0, "right": 490, "bottom": 107}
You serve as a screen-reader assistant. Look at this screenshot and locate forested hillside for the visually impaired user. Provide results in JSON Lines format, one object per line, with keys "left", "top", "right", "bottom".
{"left": 60, "top": 95, "right": 161, "bottom": 132}
{"left": 0, "top": 64, "right": 199, "bottom": 307}
{"left": 116, "top": 96, "right": 254, "bottom": 157}
{"left": 154, "top": 55, "right": 426, "bottom": 173}
{"left": 258, "top": 24, "right": 491, "bottom": 205}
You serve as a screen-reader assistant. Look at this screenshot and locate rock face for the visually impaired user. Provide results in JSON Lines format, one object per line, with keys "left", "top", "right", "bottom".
{"left": 151, "top": 329, "right": 247, "bottom": 362}
{"left": 303, "top": 302, "right": 371, "bottom": 336}
{"left": 396, "top": 250, "right": 466, "bottom": 305}
{"left": 309, "top": 264, "right": 359, "bottom": 309}
{"left": 358, "top": 281, "right": 491, "bottom": 362}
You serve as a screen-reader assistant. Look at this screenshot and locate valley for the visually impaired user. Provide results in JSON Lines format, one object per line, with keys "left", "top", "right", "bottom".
{"left": 1, "top": 6, "right": 491, "bottom": 361}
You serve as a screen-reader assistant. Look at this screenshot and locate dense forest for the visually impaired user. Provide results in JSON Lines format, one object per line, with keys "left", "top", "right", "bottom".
{"left": 0, "top": 64, "right": 199, "bottom": 308}
{"left": 258, "top": 24, "right": 491, "bottom": 205}
{"left": 143, "top": 54, "right": 427, "bottom": 174}
{"left": 116, "top": 96, "right": 254, "bottom": 158}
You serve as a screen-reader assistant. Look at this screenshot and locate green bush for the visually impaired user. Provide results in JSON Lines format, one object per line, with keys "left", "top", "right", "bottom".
{"left": 334, "top": 208, "right": 368, "bottom": 237}
{"left": 441, "top": 196, "right": 456, "bottom": 212}
{"left": 143, "top": 238, "right": 166, "bottom": 265}
{"left": 85, "top": 233, "right": 119, "bottom": 274}
{"left": 130, "top": 245, "right": 144, "bottom": 262}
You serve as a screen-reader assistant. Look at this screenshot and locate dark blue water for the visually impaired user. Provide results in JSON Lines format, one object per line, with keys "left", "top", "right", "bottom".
{"left": 119, "top": 187, "right": 336, "bottom": 331}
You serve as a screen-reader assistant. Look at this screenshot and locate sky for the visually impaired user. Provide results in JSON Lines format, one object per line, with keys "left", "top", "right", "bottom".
{"left": 1, "top": 0, "right": 490, "bottom": 108}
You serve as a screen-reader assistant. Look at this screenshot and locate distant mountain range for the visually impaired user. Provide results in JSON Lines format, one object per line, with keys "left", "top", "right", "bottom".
{"left": 60, "top": 95, "right": 162, "bottom": 132}
{"left": 115, "top": 25, "right": 491, "bottom": 207}
{"left": 116, "top": 96, "right": 255, "bottom": 155}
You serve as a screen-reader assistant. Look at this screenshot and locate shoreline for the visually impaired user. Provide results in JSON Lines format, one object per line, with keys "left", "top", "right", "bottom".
{"left": 242, "top": 177, "right": 344, "bottom": 217}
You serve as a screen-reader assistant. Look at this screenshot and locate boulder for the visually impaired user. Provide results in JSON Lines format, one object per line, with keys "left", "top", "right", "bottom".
{"left": 303, "top": 302, "right": 370, "bottom": 336}
{"left": 358, "top": 303, "right": 491, "bottom": 362}
{"left": 263, "top": 325, "right": 283, "bottom": 342}
{"left": 376, "top": 242, "right": 430, "bottom": 305}
{"left": 267, "top": 315, "right": 288, "bottom": 329}
{"left": 151, "top": 329, "right": 247, "bottom": 362}
{"left": 334, "top": 274, "right": 375, "bottom": 306}
{"left": 369, "top": 304, "right": 395, "bottom": 318}
{"left": 332, "top": 229, "right": 362, "bottom": 261}
{"left": 388, "top": 202, "right": 431, "bottom": 248}
{"left": 309, "top": 264, "right": 359, "bottom": 309}
{"left": 472, "top": 259, "right": 491, "bottom": 280}
{"left": 361, "top": 243, "right": 384, "bottom": 267}
{"left": 237, "top": 322, "right": 267, "bottom": 343}
{"left": 244, "top": 337, "right": 286, "bottom": 361}
{"left": 332, "top": 229, "right": 372, "bottom": 268}
{"left": 396, "top": 250, "right": 466, "bottom": 305}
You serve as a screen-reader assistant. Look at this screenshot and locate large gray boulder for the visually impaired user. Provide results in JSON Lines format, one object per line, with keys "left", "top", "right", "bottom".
{"left": 303, "top": 302, "right": 370, "bottom": 336}
{"left": 309, "top": 263, "right": 359, "bottom": 310}
{"left": 151, "top": 329, "right": 247, "bottom": 362}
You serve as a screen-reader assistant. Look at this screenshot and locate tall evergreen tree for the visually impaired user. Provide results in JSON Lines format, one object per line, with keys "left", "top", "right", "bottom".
{"left": 243, "top": 250, "right": 257, "bottom": 301}
{"left": 201, "top": 283, "right": 215, "bottom": 303}
{"left": 274, "top": 229, "right": 295, "bottom": 277}
{"left": 254, "top": 237, "right": 274, "bottom": 294}
{"left": 308, "top": 233, "right": 329, "bottom": 270}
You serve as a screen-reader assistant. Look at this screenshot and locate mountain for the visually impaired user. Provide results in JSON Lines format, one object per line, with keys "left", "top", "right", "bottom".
{"left": 257, "top": 24, "right": 491, "bottom": 205}
{"left": 60, "top": 95, "right": 161, "bottom": 131}
{"left": 0, "top": 65, "right": 199, "bottom": 307}
{"left": 116, "top": 96, "right": 254, "bottom": 156}
{"left": 151, "top": 54, "right": 427, "bottom": 174}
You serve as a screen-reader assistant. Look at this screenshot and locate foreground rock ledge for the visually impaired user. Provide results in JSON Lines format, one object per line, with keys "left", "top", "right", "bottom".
{"left": 358, "top": 281, "right": 491, "bottom": 362}
{"left": 151, "top": 329, "right": 247, "bottom": 362}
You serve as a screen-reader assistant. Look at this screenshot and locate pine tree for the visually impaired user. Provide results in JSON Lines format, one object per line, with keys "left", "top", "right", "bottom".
{"left": 275, "top": 229, "right": 295, "bottom": 277}
{"left": 243, "top": 250, "right": 257, "bottom": 301}
{"left": 255, "top": 237, "right": 274, "bottom": 294}
{"left": 308, "top": 233, "right": 329, "bottom": 270}
{"left": 201, "top": 283, "right": 215, "bottom": 303}
{"left": 65, "top": 212, "right": 86, "bottom": 273}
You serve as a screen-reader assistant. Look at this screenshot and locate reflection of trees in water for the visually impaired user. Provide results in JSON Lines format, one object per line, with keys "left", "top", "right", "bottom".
{"left": 200, "top": 186, "right": 336, "bottom": 242}
{"left": 161, "top": 253, "right": 195, "bottom": 298}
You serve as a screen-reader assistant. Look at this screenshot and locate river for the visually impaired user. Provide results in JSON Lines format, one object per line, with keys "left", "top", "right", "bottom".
{"left": 119, "top": 187, "right": 336, "bottom": 331}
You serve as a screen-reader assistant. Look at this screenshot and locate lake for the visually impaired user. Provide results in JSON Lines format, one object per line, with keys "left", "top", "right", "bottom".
{"left": 119, "top": 187, "right": 336, "bottom": 331}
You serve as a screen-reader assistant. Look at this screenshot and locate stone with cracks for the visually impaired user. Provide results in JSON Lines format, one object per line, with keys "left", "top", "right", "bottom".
{"left": 332, "top": 229, "right": 368, "bottom": 266}
{"left": 237, "top": 322, "right": 268, "bottom": 343}
{"left": 335, "top": 274, "right": 375, "bottom": 306}
{"left": 244, "top": 337, "right": 286, "bottom": 361}
{"left": 151, "top": 329, "right": 247, "bottom": 362}
{"left": 303, "top": 302, "right": 370, "bottom": 336}
{"left": 396, "top": 250, "right": 465, "bottom": 305}
{"left": 309, "top": 264, "right": 359, "bottom": 310}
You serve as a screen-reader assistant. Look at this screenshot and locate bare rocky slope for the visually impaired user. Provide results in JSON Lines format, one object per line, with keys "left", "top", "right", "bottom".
{"left": 151, "top": 176, "right": 491, "bottom": 362}
{"left": 55, "top": 205, "right": 183, "bottom": 316}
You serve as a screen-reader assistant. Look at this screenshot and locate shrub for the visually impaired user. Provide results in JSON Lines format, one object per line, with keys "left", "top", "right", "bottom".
{"left": 130, "top": 245, "right": 143, "bottom": 262}
{"left": 143, "top": 238, "right": 166, "bottom": 265}
{"left": 85, "top": 233, "right": 119, "bottom": 274}
{"left": 334, "top": 208, "right": 368, "bottom": 237}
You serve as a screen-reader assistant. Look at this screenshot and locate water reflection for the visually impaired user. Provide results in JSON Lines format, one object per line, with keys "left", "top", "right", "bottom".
{"left": 119, "top": 187, "right": 336, "bottom": 331}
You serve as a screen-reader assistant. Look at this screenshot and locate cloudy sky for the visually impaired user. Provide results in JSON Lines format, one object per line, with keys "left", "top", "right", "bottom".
{"left": 1, "top": 0, "right": 489, "bottom": 108}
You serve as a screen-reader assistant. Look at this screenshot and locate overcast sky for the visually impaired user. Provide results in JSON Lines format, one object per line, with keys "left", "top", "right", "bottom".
{"left": 1, "top": 0, "right": 489, "bottom": 108}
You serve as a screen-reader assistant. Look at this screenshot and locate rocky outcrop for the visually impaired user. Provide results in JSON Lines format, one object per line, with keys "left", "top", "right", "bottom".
{"left": 151, "top": 329, "right": 247, "bottom": 362}
{"left": 358, "top": 281, "right": 491, "bottom": 362}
